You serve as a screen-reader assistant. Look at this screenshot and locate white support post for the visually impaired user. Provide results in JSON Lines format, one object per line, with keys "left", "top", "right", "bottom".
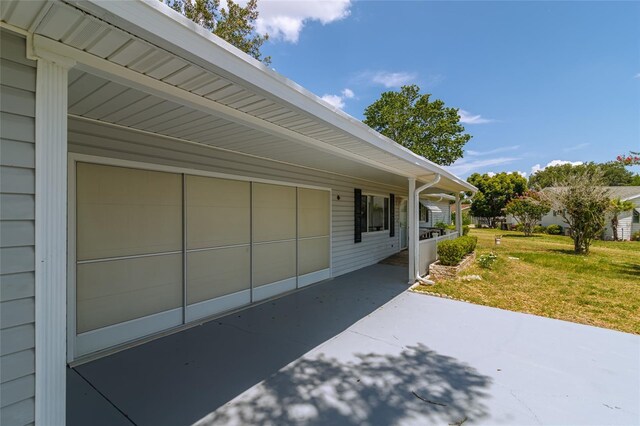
{"left": 407, "top": 178, "right": 416, "bottom": 283}
{"left": 34, "top": 53, "right": 73, "bottom": 425}
{"left": 455, "top": 192, "right": 462, "bottom": 235}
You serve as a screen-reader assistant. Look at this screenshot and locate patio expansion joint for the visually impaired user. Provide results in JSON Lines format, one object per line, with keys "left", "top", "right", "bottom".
{"left": 72, "top": 368, "right": 139, "bottom": 426}
{"left": 509, "top": 389, "right": 542, "bottom": 425}
{"left": 346, "top": 329, "right": 405, "bottom": 350}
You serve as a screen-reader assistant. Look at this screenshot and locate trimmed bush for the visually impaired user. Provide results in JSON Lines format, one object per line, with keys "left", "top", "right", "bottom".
{"left": 533, "top": 225, "right": 547, "bottom": 234}
{"left": 437, "top": 240, "right": 466, "bottom": 266}
{"left": 462, "top": 225, "right": 470, "bottom": 236}
{"left": 546, "top": 224, "right": 563, "bottom": 235}
{"left": 437, "top": 235, "right": 477, "bottom": 266}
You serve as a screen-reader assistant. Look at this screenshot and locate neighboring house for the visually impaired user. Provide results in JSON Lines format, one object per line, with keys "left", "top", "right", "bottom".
{"left": 0, "top": 2, "right": 475, "bottom": 424}
{"left": 540, "top": 187, "right": 640, "bottom": 240}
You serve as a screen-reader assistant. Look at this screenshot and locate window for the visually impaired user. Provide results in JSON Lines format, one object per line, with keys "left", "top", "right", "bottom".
{"left": 419, "top": 204, "right": 430, "bottom": 222}
{"left": 361, "top": 194, "right": 389, "bottom": 232}
{"left": 633, "top": 209, "right": 639, "bottom": 224}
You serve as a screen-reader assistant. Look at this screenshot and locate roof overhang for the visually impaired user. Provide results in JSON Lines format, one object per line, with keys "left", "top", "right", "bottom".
{"left": 419, "top": 200, "right": 443, "bottom": 213}
{"left": 1, "top": 0, "right": 476, "bottom": 194}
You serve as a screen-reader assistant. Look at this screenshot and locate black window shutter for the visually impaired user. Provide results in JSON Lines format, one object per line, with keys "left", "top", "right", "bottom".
{"left": 389, "top": 193, "right": 395, "bottom": 237}
{"left": 354, "top": 188, "right": 362, "bottom": 243}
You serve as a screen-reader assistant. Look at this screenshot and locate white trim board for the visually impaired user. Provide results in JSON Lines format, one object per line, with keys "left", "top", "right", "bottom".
{"left": 75, "top": 308, "right": 183, "bottom": 358}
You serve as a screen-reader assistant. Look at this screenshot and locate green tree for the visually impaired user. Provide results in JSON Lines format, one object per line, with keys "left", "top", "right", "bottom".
{"left": 164, "top": 0, "right": 270, "bottom": 65}
{"left": 504, "top": 191, "right": 550, "bottom": 236}
{"left": 363, "top": 85, "right": 471, "bottom": 165}
{"left": 609, "top": 198, "right": 635, "bottom": 241}
{"left": 529, "top": 161, "right": 636, "bottom": 188}
{"left": 543, "top": 170, "right": 610, "bottom": 254}
{"left": 467, "top": 172, "right": 528, "bottom": 227}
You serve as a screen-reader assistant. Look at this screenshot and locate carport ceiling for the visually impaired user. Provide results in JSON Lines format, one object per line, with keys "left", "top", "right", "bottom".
{"left": 67, "top": 69, "right": 411, "bottom": 188}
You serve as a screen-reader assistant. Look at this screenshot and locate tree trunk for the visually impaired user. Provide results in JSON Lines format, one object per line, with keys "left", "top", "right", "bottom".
{"left": 611, "top": 215, "right": 619, "bottom": 241}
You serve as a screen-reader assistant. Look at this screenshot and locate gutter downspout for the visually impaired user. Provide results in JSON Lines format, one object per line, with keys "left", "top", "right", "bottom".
{"left": 413, "top": 174, "right": 441, "bottom": 284}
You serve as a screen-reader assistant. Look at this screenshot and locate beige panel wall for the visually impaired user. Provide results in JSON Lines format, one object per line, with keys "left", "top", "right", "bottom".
{"left": 186, "top": 175, "right": 250, "bottom": 249}
{"left": 187, "top": 246, "right": 250, "bottom": 304}
{"left": 252, "top": 183, "right": 296, "bottom": 242}
{"left": 76, "top": 163, "right": 182, "bottom": 260}
{"left": 298, "top": 188, "right": 330, "bottom": 238}
{"left": 253, "top": 241, "right": 296, "bottom": 287}
{"left": 76, "top": 254, "right": 183, "bottom": 333}
{"left": 298, "top": 237, "right": 330, "bottom": 275}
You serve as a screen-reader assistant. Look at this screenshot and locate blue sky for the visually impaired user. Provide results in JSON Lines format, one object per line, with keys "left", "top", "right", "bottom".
{"left": 252, "top": 0, "right": 640, "bottom": 178}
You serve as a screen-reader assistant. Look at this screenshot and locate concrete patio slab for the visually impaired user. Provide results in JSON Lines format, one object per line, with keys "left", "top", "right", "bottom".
{"left": 68, "top": 264, "right": 640, "bottom": 425}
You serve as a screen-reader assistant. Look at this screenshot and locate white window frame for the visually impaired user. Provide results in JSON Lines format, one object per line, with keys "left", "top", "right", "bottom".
{"left": 361, "top": 193, "right": 390, "bottom": 235}
{"left": 67, "top": 153, "right": 332, "bottom": 363}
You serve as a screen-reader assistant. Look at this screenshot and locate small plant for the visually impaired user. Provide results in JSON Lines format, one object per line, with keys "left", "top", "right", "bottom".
{"left": 632, "top": 231, "right": 640, "bottom": 241}
{"left": 434, "top": 221, "right": 448, "bottom": 229}
{"left": 462, "top": 225, "right": 470, "bottom": 236}
{"left": 514, "top": 223, "right": 524, "bottom": 232}
{"left": 546, "top": 224, "right": 563, "bottom": 235}
{"left": 477, "top": 252, "right": 498, "bottom": 269}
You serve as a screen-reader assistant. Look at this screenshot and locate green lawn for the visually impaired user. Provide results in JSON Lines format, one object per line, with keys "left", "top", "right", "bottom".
{"left": 413, "top": 228, "right": 640, "bottom": 334}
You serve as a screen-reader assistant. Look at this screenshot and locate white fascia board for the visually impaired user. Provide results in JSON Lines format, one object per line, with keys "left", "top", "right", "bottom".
{"left": 64, "top": 0, "right": 476, "bottom": 192}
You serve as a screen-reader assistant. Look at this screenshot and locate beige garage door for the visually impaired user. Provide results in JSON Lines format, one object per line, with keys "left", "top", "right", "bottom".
{"left": 73, "top": 162, "right": 331, "bottom": 358}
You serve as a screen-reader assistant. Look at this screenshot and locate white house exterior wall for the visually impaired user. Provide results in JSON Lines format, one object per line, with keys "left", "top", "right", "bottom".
{"left": 0, "top": 30, "right": 36, "bottom": 426}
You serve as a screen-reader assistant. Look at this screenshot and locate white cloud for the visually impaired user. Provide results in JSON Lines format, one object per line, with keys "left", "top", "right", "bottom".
{"left": 466, "top": 145, "right": 520, "bottom": 156}
{"left": 341, "top": 88, "right": 354, "bottom": 99}
{"left": 320, "top": 87, "right": 355, "bottom": 110}
{"left": 370, "top": 71, "right": 417, "bottom": 88}
{"left": 444, "top": 156, "right": 520, "bottom": 176}
{"left": 562, "top": 143, "right": 590, "bottom": 152}
{"left": 458, "top": 109, "right": 495, "bottom": 124}
{"left": 320, "top": 94, "right": 345, "bottom": 109}
{"left": 253, "top": 0, "right": 352, "bottom": 43}
{"left": 484, "top": 170, "right": 527, "bottom": 178}
{"left": 530, "top": 159, "right": 583, "bottom": 175}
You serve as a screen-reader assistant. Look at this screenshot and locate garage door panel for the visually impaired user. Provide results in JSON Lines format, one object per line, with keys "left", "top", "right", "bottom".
{"left": 76, "top": 253, "right": 183, "bottom": 333}
{"left": 299, "top": 188, "right": 330, "bottom": 238}
{"left": 186, "top": 176, "right": 250, "bottom": 249}
{"left": 76, "top": 163, "right": 182, "bottom": 260}
{"left": 187, "top": 246, "right": 251, "bottom": 304}
{"left": 298, "top": 237, "right": 330, "bottom": 275}
{"left": 252, "top": 183, "right": 296, "bottom": 242}
{"left": 253, "top": 240, "right": 296, "bottom": 287}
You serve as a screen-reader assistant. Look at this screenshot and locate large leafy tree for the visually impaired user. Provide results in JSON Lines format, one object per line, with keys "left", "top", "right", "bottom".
{"left": 529, "top": 161, "right": 637, "bottom": 188}
{"left": 164, "top": 0, "right": 270, "bottom": 65}
{"left": 504, "top": 191, "right": 550, "bottom": 236}
{"left": 363, "top": 85, "right": 471, "bottom": 165}
{"left": 467, "top": 172, "right": 528, "bottom": 227}
{"left": 609, "top": 198, "right": 635, "bottom": 241}
{"left": 543, "top": 170, "right": 610, "bottom": 254}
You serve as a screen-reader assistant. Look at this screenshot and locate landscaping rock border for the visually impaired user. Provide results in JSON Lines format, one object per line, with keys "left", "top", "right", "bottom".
{"left": 428, "top": 251, "right": 476, "bottom": 281}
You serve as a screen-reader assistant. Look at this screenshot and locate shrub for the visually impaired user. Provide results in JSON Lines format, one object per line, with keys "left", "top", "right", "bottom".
{"left": 437, "top": 240, "right": 466, "bottom": 266}
{"left": 533, "top": 225, "right": 547, "bottom": 234}
{"left": 437, "top": 236, "right": 477, "bottom": 266}
{"left": 632, "top": 231, "right": 640, "bottom": 241}
{"left": 515, "top": 223, "right": 524, "bottom": 232}
{"left": 546, "top": 224, "right": 563, "bottom": 235}
{"left": 458, "top": 235, "right": 478, "bottom": 253}
{"left": 462, "top": 225, "right": 470, "bottom": 236}
{"left": 434, "top": 221, "right": 447, "bottom": 229}
{"left": 478, "top": 252, "right": 498, "bottom": 269}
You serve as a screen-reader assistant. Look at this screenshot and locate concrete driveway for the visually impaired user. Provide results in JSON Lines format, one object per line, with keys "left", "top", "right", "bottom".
{"left": 68, "top": 264, "right": 639, "bottom": 425}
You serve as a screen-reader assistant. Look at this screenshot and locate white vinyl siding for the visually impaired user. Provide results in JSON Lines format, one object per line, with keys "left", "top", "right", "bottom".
{"left": 0, "top": 30, "right": 36, "bottom": 426}
{"left": 67, "top": 117, "right": 403, "bottom": 279}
